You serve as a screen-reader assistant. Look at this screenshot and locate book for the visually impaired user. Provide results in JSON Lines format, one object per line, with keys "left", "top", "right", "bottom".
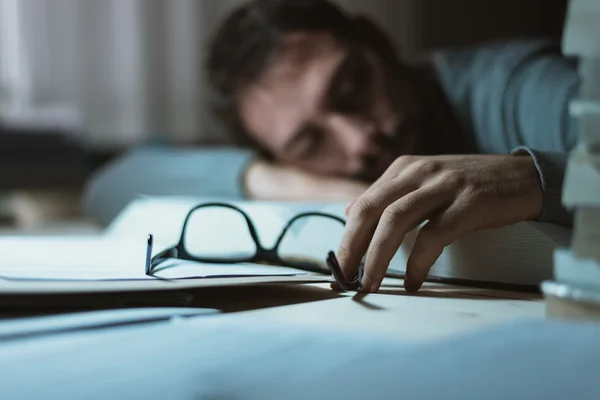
{"left": 0, "top": 196, "right": 331, "bottom": 291}
{"left": 0, "top": 235, "right": 314, "bottom": 281}
{"left": 0, "top": 195, "right": 330, "bottom": 282}
{"left": 107, "top": 195, "right": 573, "bottom": 289}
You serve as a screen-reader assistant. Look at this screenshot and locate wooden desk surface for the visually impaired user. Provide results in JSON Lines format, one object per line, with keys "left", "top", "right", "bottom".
{"left": 186, "top": 278, "right": 545, "bottom": 342}
{"left": 0, "top": 276, "right": 545, "bottom": 342}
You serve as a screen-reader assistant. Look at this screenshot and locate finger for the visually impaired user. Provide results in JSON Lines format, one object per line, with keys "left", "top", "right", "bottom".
{"left": 360, "top": 183, "right": 455, "bottom": 292}
{"left": 335, "top": 209, "right": 378, "bottom": 282}
{"left": 345, "top": 156, "right": 429, "bottom": 216}
{"left": 336, "top": 174, "right": 421, "bottom": 282}
{"left": 345, "top": 200, "right": 354, "bottom": 217}
{"left": 373, "top": 155, "right": 432, "bottom": 185}
{"left": 404, "top": 198, "right": 474, "bottom": 292}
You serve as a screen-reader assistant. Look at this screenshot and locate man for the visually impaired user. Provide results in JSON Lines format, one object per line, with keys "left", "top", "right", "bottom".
{"left": 84, "top": 0, "right": 579, "bottom": 292}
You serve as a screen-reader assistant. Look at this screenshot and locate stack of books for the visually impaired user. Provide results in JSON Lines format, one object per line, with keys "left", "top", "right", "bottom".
{"left": 543, "top": 0, "right": 600, "bottom": 320}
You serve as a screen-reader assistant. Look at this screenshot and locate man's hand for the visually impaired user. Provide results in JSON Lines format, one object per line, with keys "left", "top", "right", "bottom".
{"left": 336, "top": 154, "right": 543, "bottom": 293}
{"left": 244, "top": 159, "right": 368, "bottom": 201}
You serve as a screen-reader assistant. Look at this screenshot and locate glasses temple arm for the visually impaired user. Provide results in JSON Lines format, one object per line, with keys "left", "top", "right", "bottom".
{"left": 145, "top": 236, "right": 178, "bottom": 276}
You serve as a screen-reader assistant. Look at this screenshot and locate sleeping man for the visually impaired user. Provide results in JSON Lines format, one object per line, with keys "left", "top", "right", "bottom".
{"left": 84, "top": 0, "right": 580, "bottom": 292}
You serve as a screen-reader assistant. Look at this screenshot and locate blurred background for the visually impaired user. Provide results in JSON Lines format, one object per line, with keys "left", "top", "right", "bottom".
{"left": 0, "top": 0, "right": 568, "bottom": 231}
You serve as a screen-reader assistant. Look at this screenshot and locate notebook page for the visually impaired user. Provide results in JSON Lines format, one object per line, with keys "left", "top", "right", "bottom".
{"left": 1, "top": 315, "right": 599, "bottom": 400}
{"left": 106, "top": 196, "right": 340, "bottom": 251}
{"left": 104, "top": 197, "right": 573, "bottom": 286}
{"left": 388, "top": 221, "right": 572, "bottom": 286}
{"left": 0, "top": 236, "right": 307, "bottom": 281}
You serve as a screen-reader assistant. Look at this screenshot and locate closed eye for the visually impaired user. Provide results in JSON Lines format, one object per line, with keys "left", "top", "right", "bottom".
{"left": 296, "top": 126, "right": 325, "bottom": 160}
{"left": 326, "top": 48, "right": 373, "bottom": 117}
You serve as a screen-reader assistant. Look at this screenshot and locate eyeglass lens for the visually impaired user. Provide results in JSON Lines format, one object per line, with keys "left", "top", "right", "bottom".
{"left": 181, "top": 205, "right": 344, "bottom": 273}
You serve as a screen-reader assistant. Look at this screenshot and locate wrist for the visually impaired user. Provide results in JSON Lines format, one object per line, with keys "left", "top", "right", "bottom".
{"left": 513, "top": 153, "right": 544, "bottom": 221}
{"left": 243, "top": 160, "right": 310, "bottom": 200}
{"left": 243, "top": 159, "right": 275, "bottom": 199}
{"left": 240, "top": 158, "right": 259, "bottom": 198}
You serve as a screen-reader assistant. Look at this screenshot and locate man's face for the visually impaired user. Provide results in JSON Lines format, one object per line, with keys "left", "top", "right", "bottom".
{"left": 239, "top": 32, "right": 424, "bottom": 181}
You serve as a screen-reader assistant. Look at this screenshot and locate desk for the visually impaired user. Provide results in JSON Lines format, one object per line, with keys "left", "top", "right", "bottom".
{"left": 0, "top": 276, "right": 544, "bottom": 342}
{"left": 180, "top": 278, "right": 544, "bottom": 341}
{"left": 3, "top": 278, "right": 596, "bottom": 400}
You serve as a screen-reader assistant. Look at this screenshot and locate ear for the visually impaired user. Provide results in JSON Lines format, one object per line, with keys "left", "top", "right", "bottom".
{"left": 350, "top": 15, "right": 402, "bottom": 66}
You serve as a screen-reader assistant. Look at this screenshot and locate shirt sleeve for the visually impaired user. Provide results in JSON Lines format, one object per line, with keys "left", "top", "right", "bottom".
{"left": 511, "top": 147, "right": 573, "bottom": 227}
{"left": 82, "top": 146, "right": 256, "bottom": 225}
{"left": 433, "top": 39, "right": 581, "bottom": 227}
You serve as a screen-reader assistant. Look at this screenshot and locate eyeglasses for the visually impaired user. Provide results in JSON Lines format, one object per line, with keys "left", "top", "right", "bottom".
{"left": 144, "top": 202, "right": 363, "bottom": 291}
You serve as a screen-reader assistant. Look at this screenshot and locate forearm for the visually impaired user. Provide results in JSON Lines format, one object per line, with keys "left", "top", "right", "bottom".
{"left": 512, "top": 147, "right": 573, "bottom": 227}
{"left": 244, "top": 160, "right": 368, "bottom": 202}
{"left": 83, "top": 147, "right": 256, "bottom": 225}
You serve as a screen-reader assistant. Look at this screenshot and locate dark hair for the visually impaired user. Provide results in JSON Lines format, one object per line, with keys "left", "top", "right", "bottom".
{"left": 205, "top": 0, "right": 406, "bottom": 151}
{"left": 205, "top": 0, "right": 355, "bottom": 148}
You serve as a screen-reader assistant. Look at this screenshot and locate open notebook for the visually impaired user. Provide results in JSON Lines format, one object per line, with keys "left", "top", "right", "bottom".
{"left": 0, "top": 195, "right": 571, "bottom": 287}
{"left": 105, "top": 195, "right": 571, "bottom": 288}
{"left": 0, "top": 197, "right": 339, "bottom": 282}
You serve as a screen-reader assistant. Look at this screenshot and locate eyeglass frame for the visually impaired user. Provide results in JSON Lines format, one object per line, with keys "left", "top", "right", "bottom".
{"left": 144, "top": 202, "right": 363, "bottom": 291}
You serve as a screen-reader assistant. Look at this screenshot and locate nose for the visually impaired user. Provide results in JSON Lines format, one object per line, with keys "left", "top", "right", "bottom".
{"left": 327, "top": 113, "right": 377, "bottom": 162}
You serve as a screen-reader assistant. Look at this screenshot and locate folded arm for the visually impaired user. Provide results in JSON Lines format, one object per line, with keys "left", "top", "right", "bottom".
{"left": 83, "top": 147, "right": 367, "bottom": 225}
{"left": 82, "top": 147, "right": 256, "bottom": 225}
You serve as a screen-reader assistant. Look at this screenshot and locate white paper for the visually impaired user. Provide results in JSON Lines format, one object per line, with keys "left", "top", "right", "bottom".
{"left": 0, "top": 308, "right": 218, "bottom": 340}
{"left": 0, "top": 196, "right": 347, "bottom": 281}
{"left": 0, "top": 235, "right": 307, "bottom": 281}
{"left": 107, "top": 196, "right": 345, "bottom": 250}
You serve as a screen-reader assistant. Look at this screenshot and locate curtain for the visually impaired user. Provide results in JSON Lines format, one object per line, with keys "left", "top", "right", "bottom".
{"left": 0, "top": 0, "right": 561, "bottom": 150}
{"left": 0, "top": 0, "right": 248, "bottom": 149}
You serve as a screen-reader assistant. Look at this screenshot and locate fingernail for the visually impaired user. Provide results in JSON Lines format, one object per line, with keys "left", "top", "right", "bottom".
{"left": 404, "top": 279, "right": 416, "bottom": 293}
{"left": 404, "top": 275, "right": 422, "bottom": 293}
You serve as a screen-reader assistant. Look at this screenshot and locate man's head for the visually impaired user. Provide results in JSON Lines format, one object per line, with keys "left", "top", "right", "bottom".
{"left": 206, "top": 0, "right": 429, "bottom": 181}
